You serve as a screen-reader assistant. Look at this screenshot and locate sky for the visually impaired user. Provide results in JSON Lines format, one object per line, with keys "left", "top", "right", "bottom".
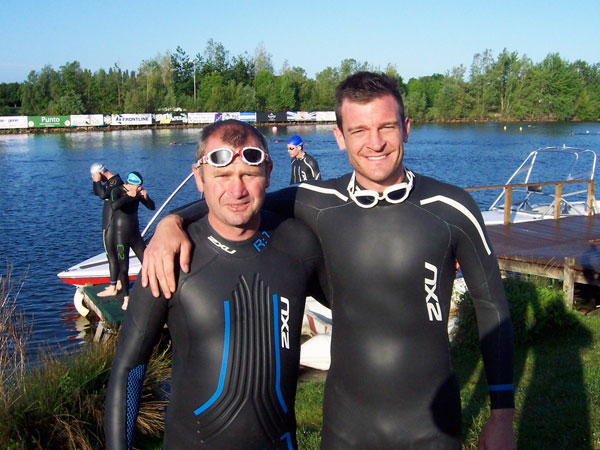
{"left": 1, "top": 0, "right": 599, "bottom": 84}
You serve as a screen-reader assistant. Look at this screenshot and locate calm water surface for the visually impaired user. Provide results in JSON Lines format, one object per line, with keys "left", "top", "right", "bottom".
{"left": 1, "top": 122, "right": 599, "bottom": 357}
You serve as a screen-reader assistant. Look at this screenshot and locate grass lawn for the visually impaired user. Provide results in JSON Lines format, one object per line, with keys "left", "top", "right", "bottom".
{"left": 296, "top": 314, "right": 600, "bottom": 450}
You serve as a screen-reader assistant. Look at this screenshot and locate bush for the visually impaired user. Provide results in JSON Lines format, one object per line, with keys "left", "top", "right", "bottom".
{"left": 452, "top": 276, "right": 581, "bottom": 350}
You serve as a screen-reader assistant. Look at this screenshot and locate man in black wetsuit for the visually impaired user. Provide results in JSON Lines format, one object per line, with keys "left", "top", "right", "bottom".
{"left": 287, "top": 135, "right": 321, "bottom": 184}
{"left": 98, "top": 172, "right": 155, "bottom": 308}
{"left": 141, "top": 73, "right": 515, "bottom": 449}
{"left": 91, "top": 163, "right": 124, "bottom": 295}
{"left": 104, "top": 120, "right": 326, "bottom": 449}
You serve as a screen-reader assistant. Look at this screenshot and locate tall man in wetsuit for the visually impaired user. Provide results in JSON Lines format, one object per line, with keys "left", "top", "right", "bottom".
{"left": 91, "top": 164, "right": 124, "bottom": 295}
{"left": 104, "top": 120, "right": 326, "bottom": 449}
{"left": 287, "top": 135, "right": 321, "bottom": 184}
{"left": 141, "top": 73, "right": 515, "bottom": 449}
{"left": 99, "top": 172, "right": 155, "bottom": 308}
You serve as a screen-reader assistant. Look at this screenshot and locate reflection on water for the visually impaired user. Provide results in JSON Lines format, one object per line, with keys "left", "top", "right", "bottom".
{"left": 1, "top": 122, "right": 599, "bottom": 359}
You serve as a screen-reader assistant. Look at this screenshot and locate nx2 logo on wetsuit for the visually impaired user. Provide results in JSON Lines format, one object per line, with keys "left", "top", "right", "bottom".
{"left": 425, "top": 262, "right": 442, "bottom": 322}
{"left": 280, "top": 296, "right": 290, "bottom": 349}
{"left": 207, "top": 236, "right": 236, "bottom": 254}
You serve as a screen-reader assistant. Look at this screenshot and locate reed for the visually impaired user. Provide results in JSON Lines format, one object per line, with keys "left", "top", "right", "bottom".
{"left": 0, "top": 266, "right": 170, "bottom": 449}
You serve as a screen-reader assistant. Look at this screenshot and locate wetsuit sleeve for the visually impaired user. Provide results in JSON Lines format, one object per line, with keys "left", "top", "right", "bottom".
{"left": 170, "top": 200, "right": 209, "bottom": 227}
{"left": 104, "top": 283, "right": 169, "bottom": 450}
{"left": 263, "top": 187, "right": 299, "bottom": 218}
{"left": 140, "top": 194, "right": 155, "bottom": 211}
{"left": 111, "top": 189, "right": 137, "bottom": 211}
{"left": 306, "top": 157, "right": 321, "bottom": 181}
{"left": 453, "top": 194, "right": 514, "bottom": 409}
{"left": 93, "top": 181, "right": 109, "bottom": 199}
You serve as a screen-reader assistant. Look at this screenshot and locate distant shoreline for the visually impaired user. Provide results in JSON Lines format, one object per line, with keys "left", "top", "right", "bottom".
{"left": 0, "top": 122, "right": 336, "bottom": 135}
{"left": 3, "top": 118, "right": 597, "bottom": 135}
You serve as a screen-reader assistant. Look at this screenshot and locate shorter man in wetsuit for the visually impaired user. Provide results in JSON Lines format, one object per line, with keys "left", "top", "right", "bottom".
{"left": 91, "top": 163, "right": 124, "bottom": 296}
{"left": 287, "top": 135, "right": 321, "bottom": 184}
{"left": 104, "top": 120, "right": 326, "bottom": 449}
{"left": 98, "top": 172, "right": 155, "bottom": 309}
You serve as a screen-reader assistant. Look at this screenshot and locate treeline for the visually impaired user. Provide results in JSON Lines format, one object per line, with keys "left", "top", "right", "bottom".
{"left": 1, "top": 41, "right": 599, "bottom": 122}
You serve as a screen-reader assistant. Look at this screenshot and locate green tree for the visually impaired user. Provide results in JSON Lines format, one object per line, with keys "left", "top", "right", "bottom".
{"left": 469, "top": 49, "right": 496, "bottom": 119}
{"left": 171, "top": 46, "right": 194, "bottom": 103}
{"left": 253, "top": 70, "right": 275, "bottom": 111}
{"left": 0, "top": 82, "right": 21, "bottom": 114}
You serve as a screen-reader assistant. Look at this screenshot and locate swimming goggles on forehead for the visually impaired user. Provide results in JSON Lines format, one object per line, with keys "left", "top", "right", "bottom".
{"left": 193, "top": 146, "right": 269, "bottom": 168}
{"left": 347, "top": 169, "right": 414, "bottom": 208}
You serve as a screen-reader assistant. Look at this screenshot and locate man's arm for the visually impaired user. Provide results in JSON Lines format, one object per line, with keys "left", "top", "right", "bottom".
{"left": 141, "top": 188, "right": 300, "bottom": 298}
{"left": 453, "top": 193, "right": 515, "bottom": 449}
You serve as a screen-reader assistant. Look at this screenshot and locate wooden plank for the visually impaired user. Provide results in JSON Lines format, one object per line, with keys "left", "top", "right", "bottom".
{"left": 487, "top": 215, "right": 600, "bottom": 308}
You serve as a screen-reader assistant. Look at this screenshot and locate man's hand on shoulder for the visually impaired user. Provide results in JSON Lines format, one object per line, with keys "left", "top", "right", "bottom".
{"left": 141, "top": 214, "right": 191, "bottom": 298}
{"left": 478, "top": 408, "right": 515, "bottom": 450}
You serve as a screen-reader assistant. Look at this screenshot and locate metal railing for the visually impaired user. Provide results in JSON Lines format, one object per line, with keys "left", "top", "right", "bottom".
{"left": 466, "top": 179, "right": 595, "bottom": 225}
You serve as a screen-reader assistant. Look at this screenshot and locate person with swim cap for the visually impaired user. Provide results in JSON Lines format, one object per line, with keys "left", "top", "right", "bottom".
{"left": 91, "top": 163, "right": 124, "bottom": 296}
{"left": 98, "top": 171, "right": 155, "bottom": 309}
{"left": 141, "top": 73, "right": 515, "bottom": 449}
{"left": 104, "top": 120, "right": 327, "bottom": 449}
{"left": 286, "top": 135, "right": 321, "bottom": 184}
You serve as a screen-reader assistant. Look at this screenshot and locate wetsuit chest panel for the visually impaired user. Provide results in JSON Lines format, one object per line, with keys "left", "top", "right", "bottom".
{"left": 159, "top": 216, "right": 316, "bottom": 448}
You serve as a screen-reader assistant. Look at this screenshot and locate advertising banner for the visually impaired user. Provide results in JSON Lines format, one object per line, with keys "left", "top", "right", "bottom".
{"left": 256, "top": 112, "right": 288, "bottom": 123}
{"left": 315, "top": 111, "right": 336, "bottom": 122}
{"left": 287, "top": 111, "right": 317, "bottom": 122}
{"left": 70, "top": 114, "right": 104, "bottom": 127}
{"left": 27, "top": 116, "right": 71, "bottom": 128}
{"left": 187, "top": 112, "right": 217, "bottom": 124}
{"left": 219, "top": 112, "right": 241, "bottom": 121}
{"left": 153, "top": 113, "right": 188, "bottom": 125}
{"left": 0, "top": 116, "right": 28, "bottom": 129}
{"left": 239, "top": 112, "right": 257, "bottom": 122}
{"left": 110, "top": 114, "right": 153, "bottom": 126}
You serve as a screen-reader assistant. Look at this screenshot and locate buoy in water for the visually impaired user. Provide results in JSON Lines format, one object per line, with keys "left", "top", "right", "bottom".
{"left": 272, "top": 126, "right": 277, "bottom": 134}
{"left": 503, "top": 125, "right": 507, "bottom": 131}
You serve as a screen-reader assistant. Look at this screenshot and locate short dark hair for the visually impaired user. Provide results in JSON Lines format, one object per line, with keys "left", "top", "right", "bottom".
{"left": 195, "top": 119, "right": 269, "bottom": 163}
{"left": 334, "top": 71, "right": 405, "bottom": 130}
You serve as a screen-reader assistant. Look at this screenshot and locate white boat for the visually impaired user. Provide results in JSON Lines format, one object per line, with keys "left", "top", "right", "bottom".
{"left": 479, "top": 145, "right": 598, "bottom": 225}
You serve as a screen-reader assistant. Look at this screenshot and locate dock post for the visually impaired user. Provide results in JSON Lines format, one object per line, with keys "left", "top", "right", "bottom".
{"left": 563, "top": 257, "right": 575, "bottom": 309}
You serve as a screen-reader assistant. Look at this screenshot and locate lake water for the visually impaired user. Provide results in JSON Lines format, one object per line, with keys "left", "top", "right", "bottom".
{"left": 1, "top": 121, "right": 599, "bottom": 357}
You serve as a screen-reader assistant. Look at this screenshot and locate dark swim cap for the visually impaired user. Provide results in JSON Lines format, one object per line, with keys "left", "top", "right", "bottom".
{"left": 127, "top": 171, "right": 143, "bottom": 185}
{"left": 287, "top": 135, "right": 303, "bottom": 146}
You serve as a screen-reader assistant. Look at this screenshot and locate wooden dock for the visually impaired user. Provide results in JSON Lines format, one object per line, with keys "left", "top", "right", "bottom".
{"left": 81, "top": 284, "right": 127, "bottom": 341}
{"left": 486, "top": 215, "right": 600, "bottom": 307}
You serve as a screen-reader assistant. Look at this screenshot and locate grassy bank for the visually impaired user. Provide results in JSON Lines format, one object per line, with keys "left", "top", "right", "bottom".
{"left": 2, "top": 268, "right": 600, "bottom": 448}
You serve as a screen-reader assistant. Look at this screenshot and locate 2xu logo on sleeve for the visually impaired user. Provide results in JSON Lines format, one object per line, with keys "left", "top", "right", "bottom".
{"left": 424, "top": 262, "right": 442, "bottom": 322}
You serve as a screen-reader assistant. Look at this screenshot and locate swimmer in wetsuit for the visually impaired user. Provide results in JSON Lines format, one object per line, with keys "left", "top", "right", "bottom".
{"left": 142, "top": 73, "right": 515, "bottom": 449}
{"left": 104, "top": 171, "right": 155, "bottom": 306}
{"left": 91, "top": 163, "right": 124, "bottom": 295}
{"left": 104, "top": 120, "right": 326, "bottom": 449}
{"left": 287, "top": 135, "right": 321, "bottom": 184}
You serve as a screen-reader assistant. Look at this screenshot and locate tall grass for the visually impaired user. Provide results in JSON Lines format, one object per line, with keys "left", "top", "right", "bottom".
{"left": 0, "top": 266, "right": 170, "bottom": 449}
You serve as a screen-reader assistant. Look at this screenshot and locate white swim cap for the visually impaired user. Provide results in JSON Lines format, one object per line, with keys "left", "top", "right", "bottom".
{"left": 90, "top": 162, "right": 106, "bottom": 175}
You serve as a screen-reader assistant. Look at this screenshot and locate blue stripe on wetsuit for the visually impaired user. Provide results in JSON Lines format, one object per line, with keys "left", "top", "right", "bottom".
{"left": 194, "top": 301, "right": 231, "bottom": 415}
{"left": 272, "top": 293, "right": 288, "bottom": 414}
{"left": 126, "top": 363, "right": 147, "bottom": 449}
{"left": 488, "top": 384, "right": 514, "bottom": 392}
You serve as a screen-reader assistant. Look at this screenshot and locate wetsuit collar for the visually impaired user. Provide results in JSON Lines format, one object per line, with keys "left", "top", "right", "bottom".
{"left": 347, "top": 169, "right": 415, "bottom": 208}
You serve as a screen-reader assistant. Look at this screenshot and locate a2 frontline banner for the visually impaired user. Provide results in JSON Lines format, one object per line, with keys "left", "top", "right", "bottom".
{"left": 0, "top": 111, "right": 337, "bottom": 130}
